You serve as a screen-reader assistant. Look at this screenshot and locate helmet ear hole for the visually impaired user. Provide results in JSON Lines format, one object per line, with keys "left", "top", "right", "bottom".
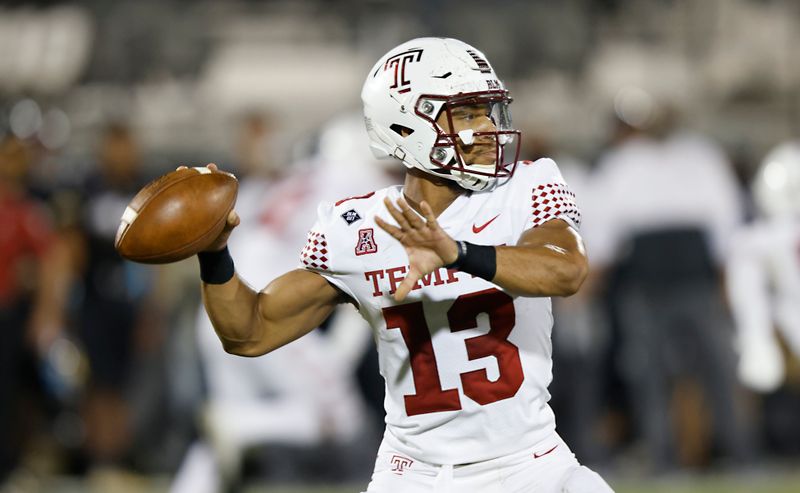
{"left": 389, "top": 124, "right": 415, "bottom": 137}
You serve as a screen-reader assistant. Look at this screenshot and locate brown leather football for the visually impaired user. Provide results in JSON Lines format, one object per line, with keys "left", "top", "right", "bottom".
{"left": 114, "top": 167, "right": 238, "bottom": 264}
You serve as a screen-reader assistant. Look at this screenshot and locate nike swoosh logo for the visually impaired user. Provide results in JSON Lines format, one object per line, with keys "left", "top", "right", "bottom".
{"left": 472, "top": 214, "right": 500, "bottom": 234}
{"left": 533, "top": 445, "right": 558, "bottom": 459}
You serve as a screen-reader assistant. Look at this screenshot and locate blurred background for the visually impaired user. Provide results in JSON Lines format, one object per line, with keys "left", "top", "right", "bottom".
{"left": 2, "top": 0, "right": 800, "bottom": 492}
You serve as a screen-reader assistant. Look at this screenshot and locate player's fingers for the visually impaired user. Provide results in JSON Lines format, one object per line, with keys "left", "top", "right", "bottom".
{"left": 394, "top": 276, "right": 416, "bottom": 302}
{"left": 395, "top": 265, "right": 424, "bottom": 301}
{"left": 398, "top": 198, "right": 425, "bottom": 229}
{"left": 204, "top": 209, "right": 239, "bottom": 253}
{"left": 177, "top": 165, "right": 188, "bottom": 171}
{"left": 207, "top": 163, "right": 218, "bottom": 171}
{"left": 420, "top": 201, "right": 439, "bottom": 228}
{"left": 384, "top": 198, "right": 412, "bottom": 231}
{"left": 375, "top": 216, "right": 404, "bottom": 241}
{"left": 227, "top": 209, "right": 240, "bottom": 228}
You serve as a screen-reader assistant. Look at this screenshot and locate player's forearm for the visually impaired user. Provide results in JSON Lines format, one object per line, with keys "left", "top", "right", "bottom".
{"left": 493, "top": 243, "right": 588, "bottom": 297}
{"left": 201, "top": 274, "right": 265, "bottom": 354}
{"left": 201, "top": 268, "right": 343, "bottom": 357}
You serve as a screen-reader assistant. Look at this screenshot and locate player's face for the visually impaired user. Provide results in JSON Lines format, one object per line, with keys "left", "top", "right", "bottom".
{"left": 436, "top": 103, "right": 498, "bottom": 165}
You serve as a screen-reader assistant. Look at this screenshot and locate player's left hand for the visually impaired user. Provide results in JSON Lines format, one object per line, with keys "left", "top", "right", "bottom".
{"left": 375, "top": 197, "right": 458, "bottom": 302}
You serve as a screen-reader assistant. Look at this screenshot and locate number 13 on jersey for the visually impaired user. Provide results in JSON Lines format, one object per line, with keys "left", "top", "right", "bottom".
{"left": 382, "top": 288, "right": 524, "bottom": 416}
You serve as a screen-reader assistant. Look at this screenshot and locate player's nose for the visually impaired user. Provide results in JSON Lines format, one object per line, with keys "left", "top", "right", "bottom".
{"left": 477, "top": 115, "right": 497, "bottom": 132}
{"left": 470, "top": 117, "right": 497, "bottom": 145}
{"left": 466, "top": 117, "right": 496, "bottom": 143}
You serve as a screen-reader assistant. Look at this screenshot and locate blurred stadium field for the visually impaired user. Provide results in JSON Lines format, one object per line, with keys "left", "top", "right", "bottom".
{"left": 244, "top": 475, "right": 800, "bottom": 493}
{"left": 36, "top": 470, "right": 800, "bottom": 493}
{"left": 250, "top": 475, "right": 800, "bottom": 493}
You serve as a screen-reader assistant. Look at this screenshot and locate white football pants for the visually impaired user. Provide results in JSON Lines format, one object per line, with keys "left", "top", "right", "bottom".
{"left": 363, "top": 431, "right": 614, "bottom": 493}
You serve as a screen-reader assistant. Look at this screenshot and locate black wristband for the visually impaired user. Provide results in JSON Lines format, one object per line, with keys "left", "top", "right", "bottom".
{"left": 198, "top": 246, "right": 235, "bottom": 284}
{"left": 445, "top": 241, "right": 497, "bottom": 281}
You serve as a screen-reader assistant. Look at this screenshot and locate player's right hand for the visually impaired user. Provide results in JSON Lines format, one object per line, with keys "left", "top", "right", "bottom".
{"left": 176, "top": 163, "right": 241, "bottom": 252}
{"left": 203, "top": 208, "right": 240, "bottom": 252}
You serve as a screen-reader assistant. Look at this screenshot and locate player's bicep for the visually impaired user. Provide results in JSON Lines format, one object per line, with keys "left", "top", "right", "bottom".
{"left": 517, "top": 219, "right": 584, "bottom": 254}
{"left": 248, "top": 269, "right": 345, "bottom": 356}
{"left": 517, "top": 219, "right": 588, "bottom": 279}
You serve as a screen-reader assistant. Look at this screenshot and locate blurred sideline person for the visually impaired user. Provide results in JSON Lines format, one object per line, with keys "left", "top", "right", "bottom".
{"left": 585, "top": 100, "right": 752, "bottom": 470}
{"left": 171, "top": 114, "right": 391, "bottom": 493}
{"left": 193, "top": 38, "right": 613, "bottom": 492}
{"left": 726, "top": 141, "right": 800, "bottom": 392}
{"left": 0, "top": 135, "right": 73, "bottom": 484}
{"left": 37, "top": 123, "right": 165, "bottom": 489}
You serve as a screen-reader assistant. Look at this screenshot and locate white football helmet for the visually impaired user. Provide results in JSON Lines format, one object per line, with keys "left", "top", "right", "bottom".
{"left": 752, "top": 141, "right": 800, "bottom": 219}
{"left": 361, "top": 37, "right": 520, "bottom": 191}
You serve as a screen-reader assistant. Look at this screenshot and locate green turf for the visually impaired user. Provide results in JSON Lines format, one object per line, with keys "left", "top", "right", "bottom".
{"left": 35, "top": 471, "right": 800, "bottom": 493}
{"left": 237, "top": 474, "right": 800, "bottom": 493}
{"left": 611, "top": 475, "right": 800, "bottom": 493}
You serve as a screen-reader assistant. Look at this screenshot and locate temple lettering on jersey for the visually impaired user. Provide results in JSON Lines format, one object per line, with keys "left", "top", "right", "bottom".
{"left": 364, "top": 266, "right": 464, "bottom": 297}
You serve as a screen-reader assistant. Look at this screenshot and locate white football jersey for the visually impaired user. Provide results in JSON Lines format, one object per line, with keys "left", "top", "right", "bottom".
{"left": 299, "top": 158, "right": 581, "bottom": 465}
{"left": 726, "top": 217, "right": 800, "bottom": 391}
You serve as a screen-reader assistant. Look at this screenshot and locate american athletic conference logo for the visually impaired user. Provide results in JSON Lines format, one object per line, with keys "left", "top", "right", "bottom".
{"left": 383, "top": 48, "right": 423, "bottom": 94}
{"left": 355, "top": 228, "right": 378, "bottom": 256}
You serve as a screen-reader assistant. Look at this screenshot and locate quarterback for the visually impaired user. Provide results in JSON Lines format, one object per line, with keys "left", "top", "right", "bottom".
{"left": 197, "top": 38, "right": 613, "bottom": 492}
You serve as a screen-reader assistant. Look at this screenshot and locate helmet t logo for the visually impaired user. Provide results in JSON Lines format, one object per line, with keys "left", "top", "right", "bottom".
{"left": 384, "top": 48, "right": 424, "bottom": 94}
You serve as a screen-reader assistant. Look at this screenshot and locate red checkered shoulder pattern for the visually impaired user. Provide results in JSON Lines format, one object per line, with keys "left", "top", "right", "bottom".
{"left": 300, "top": 231, "right": 329, "bottom": 271}
{"left": 530, "top": 182, "right": 581, "bottom": 228}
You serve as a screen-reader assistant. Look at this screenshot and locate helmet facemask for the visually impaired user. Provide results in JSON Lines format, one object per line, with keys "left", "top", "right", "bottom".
{"left": 415, "top": 90, "right": 521, "bottom": 191}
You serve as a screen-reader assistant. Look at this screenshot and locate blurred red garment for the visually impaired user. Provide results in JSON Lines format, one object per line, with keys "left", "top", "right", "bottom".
{"left": 0, "top": 183, "right": 54, "bottom": 307}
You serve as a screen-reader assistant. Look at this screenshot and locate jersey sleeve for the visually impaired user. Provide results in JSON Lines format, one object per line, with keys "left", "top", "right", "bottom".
{"left": 298, "top": 201, "right": 359, "bottom": 301}
{"left": 516, "top": 158, "right": 582, "bottom": 231}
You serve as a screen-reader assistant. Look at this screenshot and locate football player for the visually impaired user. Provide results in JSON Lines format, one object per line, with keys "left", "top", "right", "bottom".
{"left": 197, "top": 38, "right": 613, "bottom": 492}
{"left": 726, "top": 141, "right": 800, "bottom": 393}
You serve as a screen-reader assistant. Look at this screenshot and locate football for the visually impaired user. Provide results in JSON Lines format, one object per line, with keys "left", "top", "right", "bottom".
{"left": 114, "top": 166, "right": 238, "bottom": 264}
